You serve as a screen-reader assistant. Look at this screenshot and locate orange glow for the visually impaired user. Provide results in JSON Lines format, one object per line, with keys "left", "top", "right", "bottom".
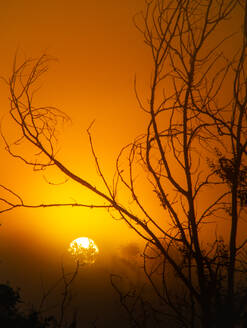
{"left": 0, "top": 0, "right": 150, "bottom": 262}
{"left": 68, "top": 237, "right": 99, "bottom": 264}
{"left": 0, "top": 0, "right": 244, "bottom": 305}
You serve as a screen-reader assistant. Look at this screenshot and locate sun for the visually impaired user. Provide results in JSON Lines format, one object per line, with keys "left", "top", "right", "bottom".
{"left": 68, "top": 237, "right": 99, "bottom": 264}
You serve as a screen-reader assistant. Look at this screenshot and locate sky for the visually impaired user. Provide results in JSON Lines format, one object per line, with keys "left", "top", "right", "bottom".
{"left": 0, "top": 0, "right": 245, "bottom": 326}
{"left": 0, "top": 1, "right": 149, "bottom": 247}
{"left": 0, "top": 0, "right": 152, "bottom": 325}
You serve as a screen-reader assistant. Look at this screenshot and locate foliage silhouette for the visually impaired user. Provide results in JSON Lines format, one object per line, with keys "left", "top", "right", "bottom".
{"left": 0, "top": 283, "right": 54, "bottom": 328}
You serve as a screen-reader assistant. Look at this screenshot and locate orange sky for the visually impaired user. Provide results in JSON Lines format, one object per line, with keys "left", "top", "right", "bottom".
{"left": 0, "top": 2, "right": 152, "bottom": 319}
{"left": 0, "top": 0, "right": 151, "bottom": 256}
{"left": 0, "top": 0, "right": 245, "bottom": 325}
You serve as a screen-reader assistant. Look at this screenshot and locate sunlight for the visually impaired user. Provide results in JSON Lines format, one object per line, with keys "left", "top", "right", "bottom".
{"left": 68, "top": 237, "right": 99, "bottom": 264}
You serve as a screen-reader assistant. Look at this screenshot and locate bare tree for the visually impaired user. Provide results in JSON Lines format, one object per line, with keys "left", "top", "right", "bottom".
{"left": 37, "top": 260, "right": 80, "bottom": 328}
{"left": 1, "top": 0, "right": 247, "bottom": 327}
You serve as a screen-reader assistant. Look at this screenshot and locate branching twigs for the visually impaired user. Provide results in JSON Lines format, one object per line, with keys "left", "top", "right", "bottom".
{"left": 0, "top": 184, "right": 113, "bottom": 214}
{"left": 38, "top": 260, "right": 80, "bottom": 328}
{"left": 57, "top": 261, "right": 79, "bottom": 328}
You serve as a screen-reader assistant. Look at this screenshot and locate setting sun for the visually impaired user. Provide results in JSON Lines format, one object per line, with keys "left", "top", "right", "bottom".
{"left": 68, "top": 237, "right": 99, "bottom": 264}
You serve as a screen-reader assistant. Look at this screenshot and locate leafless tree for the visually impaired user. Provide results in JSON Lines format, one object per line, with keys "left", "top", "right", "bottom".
{"left": 1, "top": 0, "right": 247, "bottom": 327}
{"left": 38, "top": 260, "right": 80, "bottom": 328}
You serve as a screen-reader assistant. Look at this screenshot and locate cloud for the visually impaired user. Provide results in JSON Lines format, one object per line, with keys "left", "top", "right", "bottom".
{"left": 120, "top": 242, "right": 140, "bottom": 258}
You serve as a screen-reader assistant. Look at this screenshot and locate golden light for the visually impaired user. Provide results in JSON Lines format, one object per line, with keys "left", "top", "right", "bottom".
{"left": 68, "top": 237, "right": 99, "bottom": 264}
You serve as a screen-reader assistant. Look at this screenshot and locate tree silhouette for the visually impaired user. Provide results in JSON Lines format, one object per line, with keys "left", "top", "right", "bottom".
{"left": 0, "top": 263, "right": 80, "bottom": 328}
{"left": 1, "top": 0, "right": 247, "bottom": 327}
{"left": 0, "top": 283, "right": 54, "bottom": 327}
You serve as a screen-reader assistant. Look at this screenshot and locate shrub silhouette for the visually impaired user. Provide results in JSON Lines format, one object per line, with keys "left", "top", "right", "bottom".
{"left": 0, "top": 283, "right": 54, "bottom": 328}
